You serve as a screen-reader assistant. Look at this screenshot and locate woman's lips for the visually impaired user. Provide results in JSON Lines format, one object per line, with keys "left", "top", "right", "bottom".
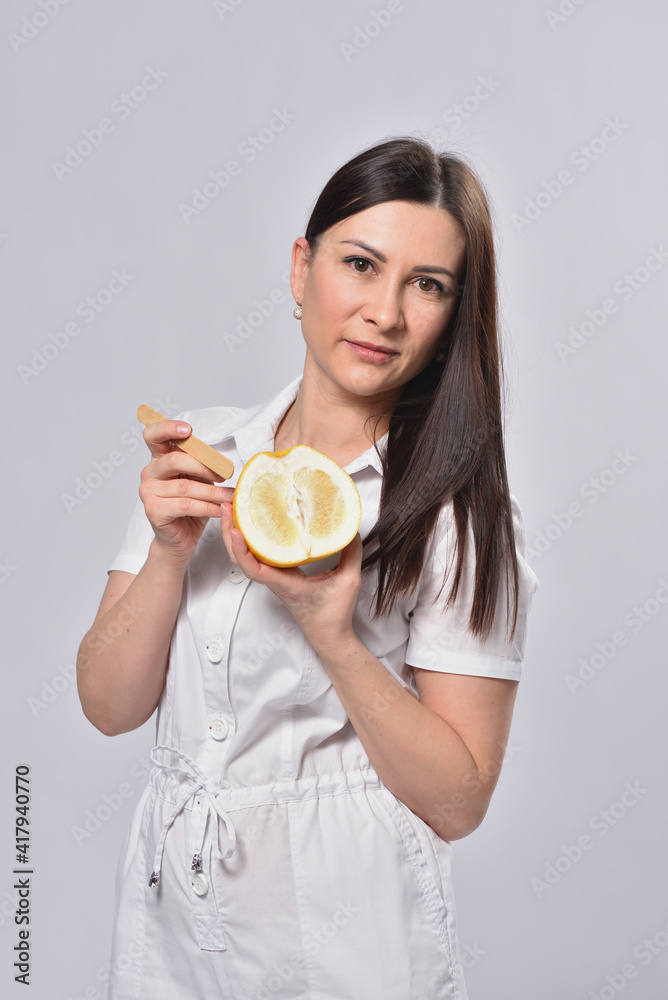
{"left": 345, "top": 340, "right": 399, "bottom": 363}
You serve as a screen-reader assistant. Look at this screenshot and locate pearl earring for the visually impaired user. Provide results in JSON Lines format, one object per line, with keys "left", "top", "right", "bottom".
{"left": 293, "top": 305, "right": 302, "bottom": 320}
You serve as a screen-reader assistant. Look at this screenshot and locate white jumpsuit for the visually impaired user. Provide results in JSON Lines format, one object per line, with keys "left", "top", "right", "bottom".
{"left": 106, "top": 374, "right": 539, "bottom": 999}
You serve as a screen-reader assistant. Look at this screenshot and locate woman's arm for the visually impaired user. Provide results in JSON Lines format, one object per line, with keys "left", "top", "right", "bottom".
{"left": 76, "top": 417, "right": 232, "bottom": 736}
{"left": 316, "top": 637, "right": 518, "bottom": 840}
{"left": 76, "top": 549, "right": 190, "bottom": 737}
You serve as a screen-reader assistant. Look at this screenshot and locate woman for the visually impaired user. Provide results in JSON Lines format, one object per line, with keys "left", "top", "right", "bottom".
{"left": 77, "top": 135, "right": 539, "bottom": 999}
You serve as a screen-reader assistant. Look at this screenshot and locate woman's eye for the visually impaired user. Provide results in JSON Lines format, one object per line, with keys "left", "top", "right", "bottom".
{"left": 416, "top": 276, "right": 443, "bottom": 294}
{"left": 351, "top": 257, "right": 371, "bottom": 273}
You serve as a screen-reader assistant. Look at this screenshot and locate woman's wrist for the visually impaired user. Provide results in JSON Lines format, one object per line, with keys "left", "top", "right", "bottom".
{"left": 146, "top": 537, "right": 194, "bottom": 576}
{"left": 310, "top": 627, "right": 361, "bottom": 665}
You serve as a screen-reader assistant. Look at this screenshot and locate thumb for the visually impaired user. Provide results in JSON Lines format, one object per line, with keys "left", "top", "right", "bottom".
{"left": 338, "top": 532, "right": 363, "bottom": 566}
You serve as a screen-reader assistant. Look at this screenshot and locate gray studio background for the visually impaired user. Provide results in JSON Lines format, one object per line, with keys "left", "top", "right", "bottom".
{"left": 1, "top": 1, "right": 666, "bottom": 997}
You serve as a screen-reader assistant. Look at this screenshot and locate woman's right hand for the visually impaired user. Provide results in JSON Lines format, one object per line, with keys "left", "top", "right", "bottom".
{"left": 138, "top": 419, "right": 233, "bottom": 564}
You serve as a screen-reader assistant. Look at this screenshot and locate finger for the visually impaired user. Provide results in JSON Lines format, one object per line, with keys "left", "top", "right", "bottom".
{"left": 230, "top": 523, "right": 250, "bottom": 559}
{"left": 306, "top": 533, "right": 362, "bottom": 575}
{"left": 328, "top": 533, "right": 363, "bottom": 586}
{"left": 143, "top": 493, "right": 227, "bottom": 523}
{"left": 227, "top": 517, "right": 263, "bottom": 575}
{"left": 219, "top": 502, "right": 237, "bottom": 564}
{"left": 226, "top": 516, "right": 261, "bottom": 577}
{"left": 153, "top": 477, "right": 230, "bottom": 506}
{"left": 140, "top": 479, "right": 230, "bottom": 521}
{"left": 222, "top": 506, "right": 290, "bottom": 583}
{"left": 146, "top": 448, "right": 235, "bottom": 487}
{"left": 338, "top": 533, "right": 363, "bottom": 567}
{"left": 220, "top": 503, "right": 255, "bottom": 571}
{"left": 142, "top": 419, "right": 192, "bottom": 459}
{"left": 219, "top": 503, "right": 314, "bottom": 597}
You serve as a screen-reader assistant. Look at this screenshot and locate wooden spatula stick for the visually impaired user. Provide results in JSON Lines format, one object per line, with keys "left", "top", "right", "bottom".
{"left": 137, "top": 404, "right": 234, "bottom": 481}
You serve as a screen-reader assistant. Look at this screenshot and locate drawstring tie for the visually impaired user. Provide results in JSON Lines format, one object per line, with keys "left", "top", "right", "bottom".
{"left": 147, "top": 745, "right": 237, "bottom": 888}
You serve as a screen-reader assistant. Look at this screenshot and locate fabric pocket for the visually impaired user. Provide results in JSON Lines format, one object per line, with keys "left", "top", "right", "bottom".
{"left": 377, "top": 787, "right": 455, "bottom": 961}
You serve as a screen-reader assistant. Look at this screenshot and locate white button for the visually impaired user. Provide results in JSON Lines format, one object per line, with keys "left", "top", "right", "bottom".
{"left": 228, "top": 566, "right": 246, "bottom": 583}
{"left": 191, "top": 872, "right": 209, "bottom": 896}
{"left": 209, "top": 717, "right": 229, "bottom": 740}
{"left": 206, "top": 639, "right": 225, "bottom": 663}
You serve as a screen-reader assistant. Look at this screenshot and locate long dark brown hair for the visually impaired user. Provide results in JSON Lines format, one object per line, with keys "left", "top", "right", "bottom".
{"left": 304, "top": 136, "right": 519, "bottom": 644}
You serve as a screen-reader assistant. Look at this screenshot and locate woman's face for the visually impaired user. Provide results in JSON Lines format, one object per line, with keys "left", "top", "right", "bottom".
{"left": 290, "top": 199, "right": 466, "bottom": 405}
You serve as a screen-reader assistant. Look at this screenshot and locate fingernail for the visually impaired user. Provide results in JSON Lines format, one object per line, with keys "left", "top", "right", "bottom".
{"left": 177, "top": 423, "right": 190, "bottom": 435}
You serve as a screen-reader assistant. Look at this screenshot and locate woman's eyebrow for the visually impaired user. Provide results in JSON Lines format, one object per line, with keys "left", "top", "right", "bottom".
{"left": 338, "top": 239, "right": 457, "bottom": 280}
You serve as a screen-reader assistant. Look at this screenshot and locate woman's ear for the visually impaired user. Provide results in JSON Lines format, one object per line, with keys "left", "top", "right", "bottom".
{"left": 290, "top": 237, "right": 311, "bottom": 303}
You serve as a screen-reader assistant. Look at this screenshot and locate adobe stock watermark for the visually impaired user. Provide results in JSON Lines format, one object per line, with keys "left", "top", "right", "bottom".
{"left": 239, "top": 622, "right": 299, "bottom": 679}
{"left": 252, "top": 900, "right": 360, "bottom": 999}
{"left": 60, "top": 396, "right": 180, "bottom": 513}
{"left": 17, "top": 268, "right": 135, "bottom": 385}
{"left": 340, "top": 1, "right": 415, "bottom": 63}
{"left": 426, "top": 75, "right": 502, "bottom": 146}
{"left": 545, "top": 0, "right": 591, "bottom": 31}
{"left": 7, "top": 0, "right": 75, "bottom": 54}
{"left": 304, "top": 899, "right": 360, "bottom": 957}
{"left": 70, "top": 755, "right": 153, "bottom": 847}
{"left": 64, "top": 939, "right": 147, "bottom": 1000}
{"left": 459, "top": 940, "right": 486, "bottom": 970}
{"left": 587, "top": 916, "right": 668, "bottom": 1000}
{"left": 359, "top": 677, "right": 407, "bottom": 724}
{"left": 526, "top": 447, "right": 638, "bottom": 561}
{"left": 77, "top": 596, "right": 145, "bottom": 674}
{"left": 222, "top": 269, "right": 291, "bottom": 354}
{"left": 418, "top": 939, "right": 486, "bottom": 997}
{"left": 565, "top": 578, "right": 668, "bottom": 694}
{"left": 28, "top": 662, "right": 76, "bottom": 717}
{"left": 531, "top": 780, "right": 648, "bottom": 898}
{"left": 428, "top": 739, "right": 521, "bottom": 836}
{"left": 555, "top": 245, "right": 668, "bottom": 361}
{"left": 0, "top": 884, "right": 23, "bottom": 929}
{"left": 0, "top": 557, "right": 17, "bottom": 584}
{"left": 179, "top": 107, "right": 295, "bottom": 224}
{"left": 511, "top": 117, "right": 628, "bottom": 233}
{"left": 51, "top": 66, "right": 168, "bottom": 181}
{"left": 212, "top": 0, "right": 246, "bottom": 17}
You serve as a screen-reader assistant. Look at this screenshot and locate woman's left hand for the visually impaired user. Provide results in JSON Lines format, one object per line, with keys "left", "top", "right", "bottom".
{"left": 220, "top": 500, "right": 362, "bottom": 654}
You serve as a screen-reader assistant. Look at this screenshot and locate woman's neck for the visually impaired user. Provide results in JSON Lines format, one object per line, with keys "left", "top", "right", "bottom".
{"left": 273, "top": 361, "right": 396, "bottom": 466}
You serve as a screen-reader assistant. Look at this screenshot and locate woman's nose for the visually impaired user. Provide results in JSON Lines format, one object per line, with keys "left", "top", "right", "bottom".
{"left": 361, "top": 277, "right": 405, "bottom": 332}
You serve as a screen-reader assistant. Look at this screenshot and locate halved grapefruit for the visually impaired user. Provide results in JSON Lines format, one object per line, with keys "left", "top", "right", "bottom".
{"left": 232, "top": 445, "right": 362, "bottom": 567}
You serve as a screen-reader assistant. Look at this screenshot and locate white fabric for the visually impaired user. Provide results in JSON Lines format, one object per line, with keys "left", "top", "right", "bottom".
{"left": 106, "top": 374, "right": 539, "bottom": 999}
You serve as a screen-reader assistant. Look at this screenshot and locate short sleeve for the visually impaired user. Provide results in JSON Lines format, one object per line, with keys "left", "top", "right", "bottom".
{"left": 106, "top": 494, "right": 155, "bottom": 576}
{"left": 405, "top": 494, "right": 539, "bottom": 681}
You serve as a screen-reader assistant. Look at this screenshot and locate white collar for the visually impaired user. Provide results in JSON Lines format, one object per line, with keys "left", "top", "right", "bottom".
{"left": 232, "top": 375, "right": 387, "bottom": 476}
